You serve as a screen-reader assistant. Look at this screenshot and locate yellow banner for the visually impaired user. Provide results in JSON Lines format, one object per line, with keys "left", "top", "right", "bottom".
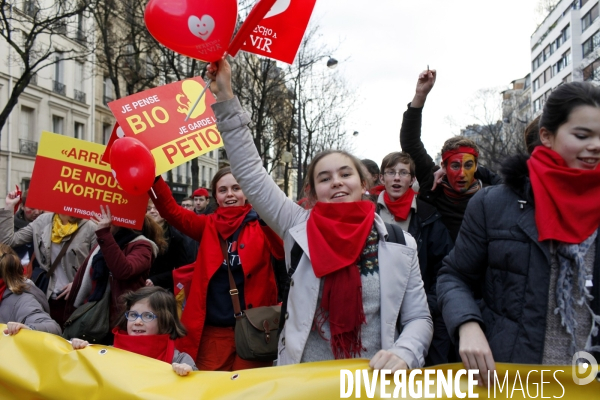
{"left": 36, "top": 131, "right": 112, "bottom": 171}
{"left": 150, "top": 125, "right": 222, "bottom": 175}
{"left": 0, "top": 326, "right": 597, "bottom": 399}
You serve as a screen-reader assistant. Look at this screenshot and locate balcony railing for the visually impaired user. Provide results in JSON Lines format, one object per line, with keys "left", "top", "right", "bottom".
{"left": 52, "top": 80, "right": 66, "bottom": 96}
{"left": 186, "top": 176, "right": 191, "bottom": 185}
{"left": 75, "top": 29, "right": 86, "bottom": 44}
{"left": 19, "top": 139, "right": 38, "bottom": 156}
{"left": 74, "top": 89, "right": 86, "bottom": 104}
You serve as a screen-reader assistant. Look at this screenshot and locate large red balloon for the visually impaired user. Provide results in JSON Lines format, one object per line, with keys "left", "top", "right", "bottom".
{"left": 144, "top": 0, "right": 237, "bottom": 62}
{"left": 110, "top": 137, "right": 156, "bottom": 196}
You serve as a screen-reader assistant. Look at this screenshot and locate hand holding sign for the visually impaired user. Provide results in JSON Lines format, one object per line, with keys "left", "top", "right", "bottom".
{"left": 110, "top": 137, "right": 156, "bottom": 196}
{"left": 144, "top": 0, "right": 237, "bottom": 62}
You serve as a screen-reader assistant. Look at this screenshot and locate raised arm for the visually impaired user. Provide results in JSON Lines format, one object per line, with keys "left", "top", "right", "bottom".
{"left": 400, "top": 70, "right": 437, "bottom": 193}
{"left": 0, "top": 191, "right": 35, "bottom": 247}
{"left": 206, "top": 60, "right": 308, "bottom": 238}
{"left": 150, "top": 178, "right": 207, "bottom": 243}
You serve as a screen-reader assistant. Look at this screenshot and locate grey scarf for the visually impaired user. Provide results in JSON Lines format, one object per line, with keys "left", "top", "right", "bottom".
{"left": 555, "top": 229, "right": 600, "bottom": 355}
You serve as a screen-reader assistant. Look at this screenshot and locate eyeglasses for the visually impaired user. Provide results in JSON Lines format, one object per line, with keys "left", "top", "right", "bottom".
{"left": 124, "top": 310, "right": 158, "bottom": 322}
{"left": 383, "top": 170, "right": 411, "bottom": 177}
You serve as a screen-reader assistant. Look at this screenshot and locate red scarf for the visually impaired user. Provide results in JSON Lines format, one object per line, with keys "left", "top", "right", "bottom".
{"left": 112, "top": 328, "right": 175, "bottom": 364}
{"left": 307, "top": 201, "right": 375, "bottom": 359}
{"left": 213, "top": 204, "right": 252, "bottom": 239}
{"left": 0, "top": 279, "right": 6, "bottom": 306}
{"left": 383, "top": 188, "right": 416, "bottom": 221}
{"left": 528, "top": 146, "right": 600, "bottom": 243}
{"left": 369, "top": 185, "right": 385, "bottom": 196}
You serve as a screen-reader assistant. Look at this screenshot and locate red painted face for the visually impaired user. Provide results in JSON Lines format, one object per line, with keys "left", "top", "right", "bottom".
{"left": 446, "top": 153, "right": 477, "bottom": 193}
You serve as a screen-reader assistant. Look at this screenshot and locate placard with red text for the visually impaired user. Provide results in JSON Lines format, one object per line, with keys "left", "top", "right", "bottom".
{"left": 239, "top": 0, "right": 317, "bottom": 64}
{"left": 26, "top": 132, "right": 148, "bottom": 230}
{"left": 107, "top": 77, "right": 222, "bottom": 175}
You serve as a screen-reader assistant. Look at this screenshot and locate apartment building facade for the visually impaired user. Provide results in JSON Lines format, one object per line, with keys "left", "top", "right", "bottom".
{"left": 530, "top": 0, "right": 600, "bottom": 115}
{"left": 0, "top": 1, "right": 218, "bottom": 203}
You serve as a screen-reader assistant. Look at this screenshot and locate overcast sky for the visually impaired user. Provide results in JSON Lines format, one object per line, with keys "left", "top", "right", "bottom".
{"left": 310, "top": 0, "right": 541, "bottom": 163}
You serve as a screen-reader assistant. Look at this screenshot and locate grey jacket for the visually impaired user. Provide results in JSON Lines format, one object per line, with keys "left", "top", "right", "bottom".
{"left": 214, "top": 97, "right": 433, "bottom": 369}
{"left": 0, "top": 281, "right": 61, "bottom": 335}
{"left": 0, "top": 210, "right": 97, "bottom": 298}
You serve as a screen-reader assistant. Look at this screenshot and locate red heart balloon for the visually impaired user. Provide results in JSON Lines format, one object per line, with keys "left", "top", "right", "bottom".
{"left": 144, "top": 0, "right": 237, "bottom": 62}
{"left": 110, "top": 137, "right": 156, "bottom": 196}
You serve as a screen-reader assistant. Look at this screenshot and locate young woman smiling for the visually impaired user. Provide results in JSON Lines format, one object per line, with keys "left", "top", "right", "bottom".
{"left": 205, "top": 59, "right": 432, "bottom": 372}
{"left": 148, "top": 166, "right": 284, "bottom": 371}
{"left": 437, "top": 82, "right": 600, "bottom": 385}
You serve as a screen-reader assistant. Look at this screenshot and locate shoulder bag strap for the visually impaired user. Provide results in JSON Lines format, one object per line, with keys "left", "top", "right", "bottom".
{"left": 48, "top": 226, "right": 83, "bottom": 277}
{"left": 219, "top": 237, "right": 244, "bottom": 319}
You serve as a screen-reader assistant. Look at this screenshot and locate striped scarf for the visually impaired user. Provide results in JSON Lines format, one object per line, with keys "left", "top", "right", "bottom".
{"left": 439, "top": 177, "right": 481, "bottom": 200}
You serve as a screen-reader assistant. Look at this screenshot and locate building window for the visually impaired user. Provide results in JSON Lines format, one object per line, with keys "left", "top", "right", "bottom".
{"left": 201, "top": 165, "right": 206, "bottom": 187}
{"left": 53, "top": 54, "right": 66, "bottom": 95}
{"left": 563, "top": 48, "right": 571, "bottom": 66}
{"left": 209, "top": 168, "right": 213, "bottom": 183}
{"left": 533, "top": 97, "right": 542, "bottom": 113}
{"left": 583, "top": 57, "right": 600, "bottom": 80}
{"left": 52, "top": 115, "right": 64, "bottom": 134}
{"left": 563, "top": 73, "right": 572, "bottom": 83}
{"left": 582, "top": 3, "right": 599, "bottom": 32}
{"left": 209, "top": 150, "right": 214, "bottom": 158}
{"left": 544, "top": 67, "right": 552, "bottom": 83}
{"left": 20, "top": 106, "right": 35, "bottom": 140}
{"left": 582, "top": 30, "right": 600, "bottom": 57}
{"left": 103, "top": 123, "right": 112, "bottom": 144}
{"left": 581, "top": 0, "right": 590, "bottom": 8}
{"left": 74, "top": 122, "right": 84, "bottom": 139}
{"left": 533, "top": 77, "right": 540, "bottom": 92}
{"left": 103, "top": 76, "right": 115, "bottom": 105}
{"left": 532, "top": 53, "right": 543, "bottom": 71}
{"left": 555, "top": 24, "right": 570, "bottom": 49}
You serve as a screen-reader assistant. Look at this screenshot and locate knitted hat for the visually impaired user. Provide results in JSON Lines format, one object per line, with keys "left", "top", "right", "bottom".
{"left": 193, "top": 188, "right": 209, "bottom": 197}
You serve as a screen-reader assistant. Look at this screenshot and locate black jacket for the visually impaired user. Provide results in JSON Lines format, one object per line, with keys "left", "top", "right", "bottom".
{"left": 400, "top": 104, "right": 502, "bottom": 241}
{"left": 148, "top": 224, "right": 196, "bottom": 290}
{"left": 436, "top": 155, "right": 600, "bottom": 363}
{"left": 378, "top": 199, "right": 453, "bottom": 293}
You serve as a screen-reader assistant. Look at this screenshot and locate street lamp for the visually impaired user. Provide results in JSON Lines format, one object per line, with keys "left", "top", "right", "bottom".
{"left": 296, "top": 56, "right": 338, "bottom": 200}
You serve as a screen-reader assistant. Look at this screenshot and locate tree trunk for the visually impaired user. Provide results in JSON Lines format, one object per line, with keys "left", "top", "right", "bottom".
{"left": 0, "top": 75, "right": 34, "bottom": 146}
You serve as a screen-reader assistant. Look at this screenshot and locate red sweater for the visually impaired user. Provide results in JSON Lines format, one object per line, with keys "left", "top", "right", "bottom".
{"left": 67, "top": 228, "right": 155, "bottom": 325}
{"left": 150, "top": 178, "right": 283, "bottom": 359}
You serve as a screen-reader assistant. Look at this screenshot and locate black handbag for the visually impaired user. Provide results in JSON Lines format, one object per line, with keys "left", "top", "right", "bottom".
{"left": 62, "top": 284, "right": 111, "bottom": 344}
{"left": 219, "top": 238, "right": 280, "bottom": 362}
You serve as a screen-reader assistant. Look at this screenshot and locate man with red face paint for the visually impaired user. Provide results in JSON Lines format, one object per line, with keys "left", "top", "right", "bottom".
{"left": 400, "top": 70, "right": 501, "bottom": 242}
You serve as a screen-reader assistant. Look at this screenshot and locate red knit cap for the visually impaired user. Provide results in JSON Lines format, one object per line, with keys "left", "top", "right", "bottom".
{"left": 193, "top": 188, "right": 209, "bottom": 197}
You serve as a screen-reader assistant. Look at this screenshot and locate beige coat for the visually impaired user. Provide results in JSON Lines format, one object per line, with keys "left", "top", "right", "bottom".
{"left": 0, "top": 210, "right": 97, "bottom": 298}
{"left": 214, "top": 97, "right": 433, "bottom": 369}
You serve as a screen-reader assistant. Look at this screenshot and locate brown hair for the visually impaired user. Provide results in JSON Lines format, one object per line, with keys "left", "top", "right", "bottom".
{"left": 440, "top": 137, "right": 480, "bottom": 165}
{"left": 211, "top": 166, "right": 233, "bottom": 200}
{"left": 0, "top": 244, "right": 27, "bottom": 295}
{"left": 303, "top": 150, "right": 368, "bottom": 203}
{"left": 140, "top": 215, "right": 167, "bottom": 254}
{"left": 524, "top": 115, "right": 541, "bottom": 155}
{"left": 380, "top": 152, "right": 416, "bottom": 177}
{"left": 114, "top": 286, "right": 186, "bottom": 340}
